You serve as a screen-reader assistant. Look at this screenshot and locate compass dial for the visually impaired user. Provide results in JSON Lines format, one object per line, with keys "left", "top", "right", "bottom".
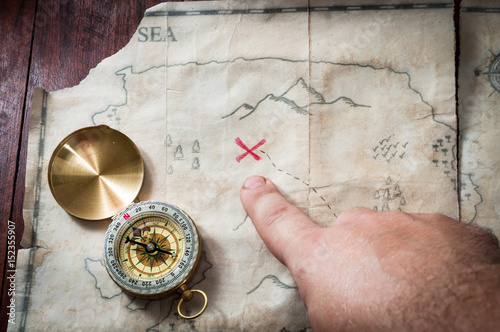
{"left": 104, "top": 201, "right": 201, "bottom": 299}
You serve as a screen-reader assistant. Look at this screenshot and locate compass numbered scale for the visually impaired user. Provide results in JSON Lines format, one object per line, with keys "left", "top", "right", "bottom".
{"left": 105, "top": 201, "right": 204, "bottom": 307}
{"left": 48, "top": 125, "right": 207, "bottom": 319}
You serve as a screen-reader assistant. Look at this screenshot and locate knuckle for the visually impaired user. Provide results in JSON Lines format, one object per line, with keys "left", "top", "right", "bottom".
{"left": 288, "top": 233, "right": 324, "bottom": 279}
{"left": 259, "top": 201, "right": 296, "bottom": 229}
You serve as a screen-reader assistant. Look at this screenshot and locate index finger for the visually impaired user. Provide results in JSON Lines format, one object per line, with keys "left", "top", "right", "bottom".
{"left": 239, "top": 176, "right": 319, "bottom": 266}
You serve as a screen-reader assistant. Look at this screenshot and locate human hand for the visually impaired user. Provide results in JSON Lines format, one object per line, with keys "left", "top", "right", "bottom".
{"left": 240, "top": 176, "right": 500, "bottom": 331}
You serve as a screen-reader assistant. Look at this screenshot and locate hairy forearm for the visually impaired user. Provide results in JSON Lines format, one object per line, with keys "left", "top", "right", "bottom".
{"left": 398, "top": 265, "right": 500, "bottom": 331}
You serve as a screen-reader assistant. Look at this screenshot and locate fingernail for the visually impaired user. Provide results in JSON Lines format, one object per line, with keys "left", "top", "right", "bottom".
{"left": 243, "top": 176, "right": 266, "bottom": 189}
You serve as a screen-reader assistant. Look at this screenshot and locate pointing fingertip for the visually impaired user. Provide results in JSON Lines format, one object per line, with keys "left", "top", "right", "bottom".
{"left": 242, "top": 176, "right": 267, "bottom": 189}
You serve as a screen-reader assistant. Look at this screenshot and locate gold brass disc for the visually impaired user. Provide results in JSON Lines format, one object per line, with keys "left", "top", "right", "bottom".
{"left": 48, "top": 125, "right": 144, "bottom": 220}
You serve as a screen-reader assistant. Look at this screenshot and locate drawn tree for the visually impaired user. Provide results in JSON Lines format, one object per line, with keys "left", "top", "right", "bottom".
{"left": 174, "top": 145, "right": 184, "bottom": 160}
{"left": 192, "top": 157, "right": 200, "bottom": 170}
{"left": 432, "top": 144, "right": 439, "bottom": 152}
{"left": 441, "top": 148, "right": 448, "bottom": 156}
{"left": 166, "top": 134, "right": 172, "bottom": 147}
{"left": 192, "top": 140, "right": 200, "bottom": 153}
{"left": 442, "top": 160, "right": 448, "bottom": 168}
{"left": 444, "top": 170, "right": 450, "bottom": 178}
{"left": 445, "top": 135, "right": 451, "bottom": 143}
{"left": 432, "top": 160, "right": 439, "bottom": 167}
{"left": 393, "top": 184, "right": 401, "bottom": 196}
{"left": 437, "top": 138, "right": 444, "bottom": 147}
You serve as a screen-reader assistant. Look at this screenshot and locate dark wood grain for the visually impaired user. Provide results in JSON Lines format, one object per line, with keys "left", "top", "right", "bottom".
{"left": 0, "top": 0, "right": 37, "bottom": 328}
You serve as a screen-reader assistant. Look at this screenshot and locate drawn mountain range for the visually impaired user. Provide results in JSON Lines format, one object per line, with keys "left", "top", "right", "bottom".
{"left": 222, "top": 77, "right": 370, "bottom": 120}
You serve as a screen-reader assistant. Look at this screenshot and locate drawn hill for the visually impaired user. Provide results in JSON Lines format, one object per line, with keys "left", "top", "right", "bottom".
{"left": 222, "top": 77, "right": 370, "bottom": 120}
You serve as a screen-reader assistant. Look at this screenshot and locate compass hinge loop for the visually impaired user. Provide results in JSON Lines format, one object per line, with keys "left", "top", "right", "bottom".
{"left": 177, "top": 287, "right": 208, "bottom": 319}
{"left": 177, "top": 284, "right": 194, "bottom": 301}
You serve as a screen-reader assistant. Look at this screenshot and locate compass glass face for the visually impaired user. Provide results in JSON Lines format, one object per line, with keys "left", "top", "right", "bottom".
{"left": 104, "top": 201, "right": 200, "bottom": 298}
{"left": 117, "top": 214, "right": 185, "bottom": 281}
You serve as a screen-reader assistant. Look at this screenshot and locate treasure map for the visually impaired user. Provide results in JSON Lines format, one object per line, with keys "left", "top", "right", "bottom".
{"left": 459, "top": 0, "right": 500, "bottom": 237}
{"left": 13, "top": 0, "right": 498, "bottom": 330}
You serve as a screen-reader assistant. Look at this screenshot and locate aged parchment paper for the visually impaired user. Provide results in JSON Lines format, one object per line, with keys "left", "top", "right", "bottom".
{"left": 459, "top": 0, "right": 500, "bottom": 236}
{"left": 14, "top": 1, "right": 460, "bottom": 330}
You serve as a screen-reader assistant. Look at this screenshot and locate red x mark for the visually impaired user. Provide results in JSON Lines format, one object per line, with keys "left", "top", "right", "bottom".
{"left": 235, "top": 137, "right": 266, "bottom": 163}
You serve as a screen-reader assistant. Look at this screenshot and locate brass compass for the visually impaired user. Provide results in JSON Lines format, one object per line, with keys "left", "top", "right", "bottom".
{"left": 48, "top": 125, "right": 207, "bottom": 319}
